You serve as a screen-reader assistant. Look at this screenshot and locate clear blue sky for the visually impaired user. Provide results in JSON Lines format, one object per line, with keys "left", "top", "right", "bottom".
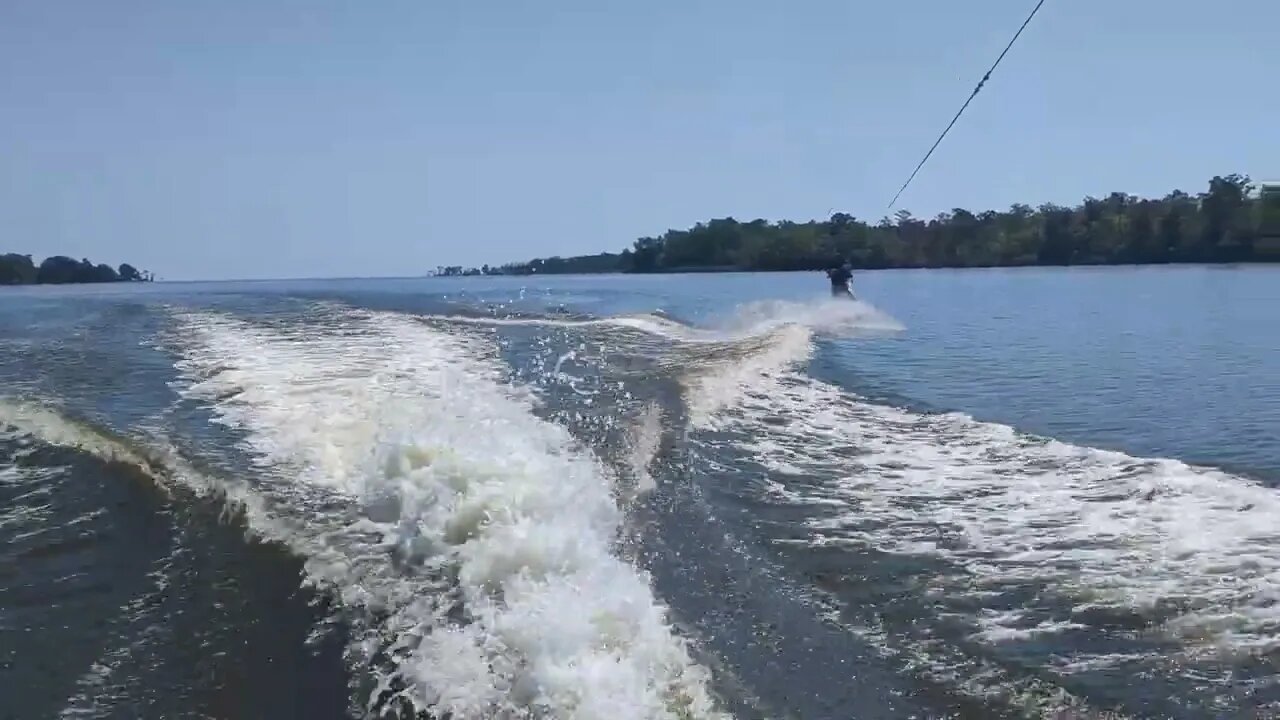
{"left": 2, "top": 1, "right": 1276, "bottom": 280}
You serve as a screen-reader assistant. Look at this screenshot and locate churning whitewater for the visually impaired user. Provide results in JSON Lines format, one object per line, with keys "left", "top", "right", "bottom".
{"left": 167, "top": 307, "right": 729, "bottom": 719}
{"left": 2, "top": 276, "right": 1278, "bottom": 720}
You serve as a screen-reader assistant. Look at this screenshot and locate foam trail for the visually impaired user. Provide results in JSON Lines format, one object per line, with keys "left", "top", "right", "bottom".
{"left": 0, "top": 401, "right": 150, "bottom": 470}
{"left": 705, "top": 369, "right": 1280, "bottom": 660}
{"left": 668, "top": 297, "right": 903, "bottom": 426}
{"left": 409, "top": 296, "right": 904, "bottom": 434}
{"left": 0, "top": 401, "right": 220, "bottom": 504}
{"left": 676, "top": 325, "right": 816, "bottom": 428}
{"left": 168, "top": 308, "right": 729, "bottom": 719}
{"left": 0, "top": 398, "right": 280, "bottom": 550}
{"left": 426, "top": 296, "right": 903, "bottom": 345}
{"left": 713, "top": 297, "right": 905, "bottom": 338}
{"left": 626, "top": 403, "right": 663, "bottom": 498}
{"left": 425, "top": 311, "right": 712, "bottom": 343}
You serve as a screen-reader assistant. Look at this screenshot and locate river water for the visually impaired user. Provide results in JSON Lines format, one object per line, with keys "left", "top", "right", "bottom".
{"left": 1, "top": 265, "right": 1277, "bottom": 719}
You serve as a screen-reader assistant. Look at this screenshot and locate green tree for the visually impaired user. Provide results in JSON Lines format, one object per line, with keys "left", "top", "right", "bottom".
{"left": 0, "top": 254, "right": 37, "bottom": 284}
{"left": 482, "top": 173, "right": 1270, "bottom": 276}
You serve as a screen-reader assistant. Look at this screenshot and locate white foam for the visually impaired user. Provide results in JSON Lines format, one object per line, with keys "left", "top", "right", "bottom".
{"left": 426, "top": 296, "right": 903, "bottom": 346}
{"left": 1, "top": 402, "right": 139, "bottom": 464}
{"left": 424, "top": 312, "right": 710, "bottom": 343}
{"left": 625, "top": 402, "right": 663, "bottom": 498}
{"left": 419, "top": 297, "right": 904, "bottom": 437}
{"left": 972, "top": 611, "right": 1088, "bottom": 644}
{"left": 0, "top": 395, "right": 284, "bottom": 547}
{"left": 665, "top": 297, "right": 903, "bottom": 428}
{"left": 697, "top": 368, "right": 1280, "bottom": 661}
{"left": 167, "top": 308, "right": 729, "bottom": 719}
{"left": 679, "top": 325, "right": 815, "bottom": 428}
{"left": 711, "top": 297, "right": 905, "bottom": 339}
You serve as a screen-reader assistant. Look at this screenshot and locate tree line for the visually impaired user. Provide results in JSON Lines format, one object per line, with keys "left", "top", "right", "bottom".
{"left": 0, "top": 254, "right": 153, "bottom": 285}
{"left": 468, "top": 174, "right": 1279, "bottom": 276}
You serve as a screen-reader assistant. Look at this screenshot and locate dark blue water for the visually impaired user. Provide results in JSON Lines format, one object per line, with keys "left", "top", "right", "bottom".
{"left": 1, "top": 265, "right": 1277, "bottom": 719}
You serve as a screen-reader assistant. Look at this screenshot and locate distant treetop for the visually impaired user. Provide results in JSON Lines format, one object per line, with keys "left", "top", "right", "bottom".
{"left": 468, "top": 173, "right": 1277, "bottom": 276}
{"left": 0, "top": 254, "right": 154, "bottom": 285}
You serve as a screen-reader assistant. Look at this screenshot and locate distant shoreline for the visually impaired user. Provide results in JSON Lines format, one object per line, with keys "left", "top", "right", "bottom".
{"left": 436, "top": 173, "right": 1279, "bottom": 278}
{"left": 1, "top": 254, "right": 153, "bottom": 286}
{"left": 434, "top": 256, "right": 1280, "bottom": 279}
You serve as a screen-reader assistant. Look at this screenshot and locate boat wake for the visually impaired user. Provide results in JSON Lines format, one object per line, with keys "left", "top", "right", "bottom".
{"left": 9, "top": 287, "right": 1275, "bottom": 719}
{"left": 680, "top": 352, "right": 1280, "bottom": 715}
{"left": 164, "top": 307, "right": 728, "bottom": 719}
